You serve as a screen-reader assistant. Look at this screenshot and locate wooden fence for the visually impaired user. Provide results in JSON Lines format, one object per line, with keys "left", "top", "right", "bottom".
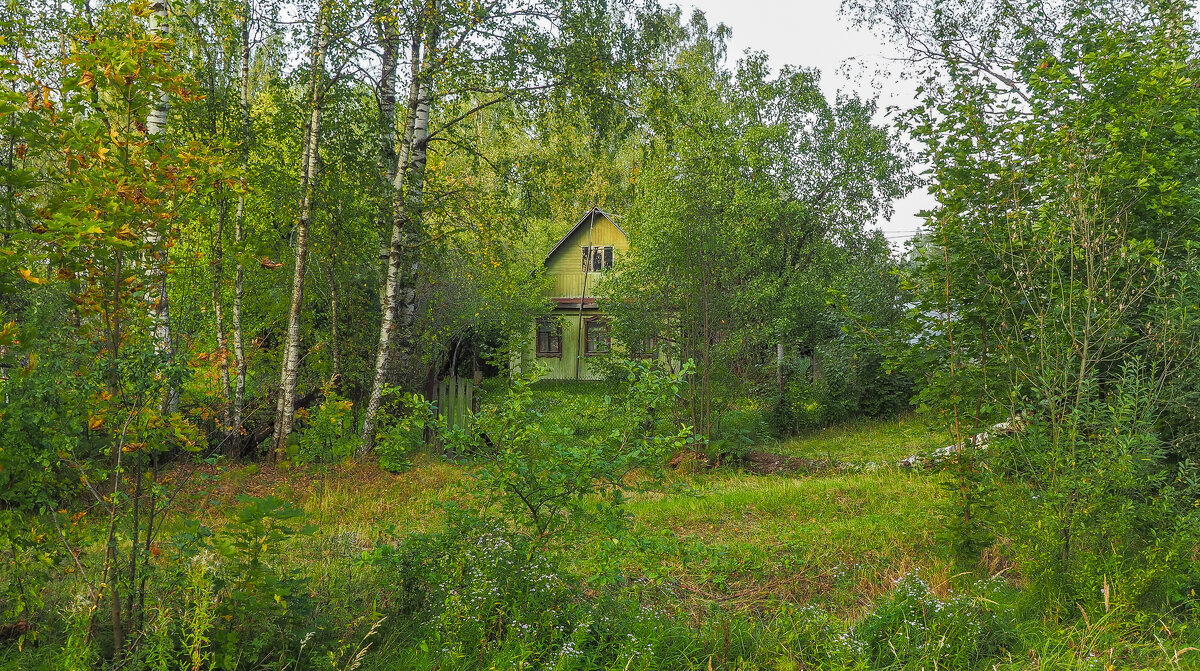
{"left": 432, "top": 375, "right": 477, "bottom": 431}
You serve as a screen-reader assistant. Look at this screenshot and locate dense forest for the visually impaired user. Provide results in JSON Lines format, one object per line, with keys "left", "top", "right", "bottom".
{"left": 2, "top": 0, "right": 1200, "bottom": 668}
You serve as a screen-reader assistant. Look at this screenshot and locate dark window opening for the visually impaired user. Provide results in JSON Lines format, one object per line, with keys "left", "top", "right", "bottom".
{"left": 536, "top": 320, "right": 562, "bottom": 357}
{"left": 632, "top": 335, "right": 657, "bottom": 358}
{"left": 581, "top": 246, "right": 615, "bottom": 272}
{"left": 584, "top": 319, "right": 610, "bottom": 355}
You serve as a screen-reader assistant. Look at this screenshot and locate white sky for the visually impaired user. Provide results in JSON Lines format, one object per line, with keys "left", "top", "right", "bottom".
{"left": 681, "top": 0, "right": 935, "bottom": 247}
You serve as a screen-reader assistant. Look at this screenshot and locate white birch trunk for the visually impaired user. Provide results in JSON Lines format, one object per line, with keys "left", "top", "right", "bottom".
{"left": 144, "top": 0, "right": 177, "bottom": 414}
{"left": 374, "top": 6, "right": 400, "bottom": 317}
{"left": 230, "top": 1, "right": 250, "bottom": 457}
{"left": 271, "top": 5, "right": 327, "bottom": 459}
{"left": 359, "top": 3, "right": 437, "bottom": 453}
{"left": 213, "top": 201, "right": 231, "bottom": 429}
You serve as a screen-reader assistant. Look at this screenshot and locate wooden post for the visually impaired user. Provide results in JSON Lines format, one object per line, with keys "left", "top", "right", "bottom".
{"left": 574, "top": 209, "right": 596, "bottom": 380}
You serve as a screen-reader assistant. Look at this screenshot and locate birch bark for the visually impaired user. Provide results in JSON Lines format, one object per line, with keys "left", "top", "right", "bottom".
{"left": 272, "top": 4, "right": 327, "bottom": 459}
{"left": 213, "top": 199, "right": 231, "bottom": 430}
{"left": 374, "top": 5, "right": 399, "bottom": 317}
{"left": 145, "top": 0, "right": 176, "bottom": 413}
{"left": 359, "top": 1, "right": 436, "bottom": 453}
{"left": 229, "top": 0, "right": 250, "bottom": 457}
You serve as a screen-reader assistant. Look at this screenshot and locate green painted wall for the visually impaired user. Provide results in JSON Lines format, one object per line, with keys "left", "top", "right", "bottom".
{"left": 542, "top": 213, "right": 629, "bottom": 299}
{"left": 519, "top": 211, "right": 629, "bottom": 380}
{"left": 528, "top": 309, "right": 606, "bottom": 380}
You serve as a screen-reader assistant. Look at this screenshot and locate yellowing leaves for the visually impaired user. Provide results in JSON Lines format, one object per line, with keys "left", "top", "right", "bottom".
{"left": 18, "top": 268, "right": 45, "bottom": 284}
{"left": 88, "top": 415, "right": 105, "bottom": 430}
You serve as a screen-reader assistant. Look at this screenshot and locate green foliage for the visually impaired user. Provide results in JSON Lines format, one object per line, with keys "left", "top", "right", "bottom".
{"left": 763, "top": 604, "right": 863, "bottom": 670}
{"left": 987, "top": 367, "right": 1200, "bottom": 612}
{"left": 850, "top": 0, "right": 1200, "bottom": 611}
{"left": 449, "top": 360, "right": 692, "bottom": 547}
{"left": 603, "top": 19, "right": 913, "bottom": 437}
{"left": 708, "top": 406, "right": 771, "bottom": 459}
{"left": 0, "top": 511, "right": 51, "bottom": 650}
{"left": 772, "top": 339, "right": 913, "bottom": 435}
{"left": 373, "top": 388, "right": 434, "bottom": 473}
{"left": 204, "top": 496, "right": 319, "bottom": 669}
{"left": 295, "top": 388, "right": 358, "bottom": 464}
{"left": 362, "top": 513, "right": 703, "bottom": 669}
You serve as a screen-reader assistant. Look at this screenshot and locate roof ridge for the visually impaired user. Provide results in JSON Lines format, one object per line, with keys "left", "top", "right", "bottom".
{"left": 543, "top": 206, "right": 626, "bottom": 265}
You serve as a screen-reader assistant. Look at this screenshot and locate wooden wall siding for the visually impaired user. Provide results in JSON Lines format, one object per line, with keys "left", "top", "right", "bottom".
{"left": 543, "top": 213, "right": 629, "bottom": 299}
{"left": 521, "top": 309, "right": 606, "bottom": 380}
{"left": 526, "top": 211, "right": 630, "bottom": 380}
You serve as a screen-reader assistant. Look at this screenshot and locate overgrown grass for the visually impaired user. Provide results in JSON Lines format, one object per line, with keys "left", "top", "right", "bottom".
{"left": 6, "top": 406, "right": 1199, "bottom": 670}
{"left": 775, "top": 412, "right": 952, "bottom": 464}
{"left": 626, "top": 469, "right": 949, "bottom": 617}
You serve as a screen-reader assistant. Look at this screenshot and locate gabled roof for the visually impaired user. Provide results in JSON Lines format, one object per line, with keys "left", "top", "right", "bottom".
{"left": 543, "top": 206, "right": 626, "bottom": 266}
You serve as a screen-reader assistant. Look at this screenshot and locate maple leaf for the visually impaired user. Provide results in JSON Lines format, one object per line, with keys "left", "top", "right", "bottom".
{"left": 18, "top": 268, "right": 45, "bottom": 284}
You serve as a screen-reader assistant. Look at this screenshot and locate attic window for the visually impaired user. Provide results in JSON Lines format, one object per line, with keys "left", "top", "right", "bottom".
{"left": 581, "top": 246, "right": 614, "bottom": 272}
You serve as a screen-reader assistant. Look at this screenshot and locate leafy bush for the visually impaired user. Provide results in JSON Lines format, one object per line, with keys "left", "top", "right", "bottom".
{"left": 451, "top": 361, "right": 691, "bottom": 547}
{"left": 294, "top": 387, "right": 357, "bottom": 464}
{"left": 201, "top": 496, "right": 319, "bottom": 669}
{"left": 364, "top": 513, "right": 702, "bottom": 668}
{"left": 373, "top": 387, "right": 433, "bottom": 472}
{"left": 771, "top": 339, "right": 912, "bottom": 435}
{"left": 987, "top": 367, "right": 1200, "bottom": 612}
{"left": 709, "top": 406, "right": 770, "bottom": 459}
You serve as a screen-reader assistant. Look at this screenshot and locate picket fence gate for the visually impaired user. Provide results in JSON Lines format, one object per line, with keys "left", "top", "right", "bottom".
{"left": 431, "top": 375, "right": 477, "bottom": 431}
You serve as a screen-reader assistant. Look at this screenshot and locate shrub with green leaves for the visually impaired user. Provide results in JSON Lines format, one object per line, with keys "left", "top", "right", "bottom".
{"left": 372, "top": 387, "right": 434, "bottom": 472}
{"left": 203, "top": 497, "right": 319, "bottom": 669}
{"left": 988, "top": 367, "right": 1200, "bottom": 612}
{"left": 294, "top": 389, "right": 358, "bottom": 464}
{"left": 452, "top": 361, "right": 692, "bottom": 548}
{"left": 364, "top": 513, "right": 702, "bottom": 669}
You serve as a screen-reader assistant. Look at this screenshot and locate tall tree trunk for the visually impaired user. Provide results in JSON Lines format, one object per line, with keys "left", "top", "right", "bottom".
{"left": 374, "top": 4, "right": 400, "bottom": 317}
{"left": 229, "top": 0, "right": 250, "bottom": 458}
{"left": 392, "top": 25, "right": 438, "bottom": 373}
{"left": 359, "top": 8, "right": 431, "bottom": 453}
{"left": 327, "top": 264, "right": 342, "bottom": 381}
{"left": 776, "top": 342, "right": 785, "bottom": 395}
{"left": 214, "top": 193, "right": 232, "bottom": 430}
{"left": 272, "top": 4, "right": 327, "bottom": 460}
{"left": 145, "top": 0, "right": 176, "bottom": 414}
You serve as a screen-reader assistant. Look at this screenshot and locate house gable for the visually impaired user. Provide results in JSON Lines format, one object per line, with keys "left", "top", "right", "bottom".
{"left": 542, "top": 207, "right": 629, "bottom": 299}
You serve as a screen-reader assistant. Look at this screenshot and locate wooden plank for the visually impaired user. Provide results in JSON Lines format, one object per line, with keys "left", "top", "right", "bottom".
{"left": 455, "top": 376, "right": 466, "bottom": 428}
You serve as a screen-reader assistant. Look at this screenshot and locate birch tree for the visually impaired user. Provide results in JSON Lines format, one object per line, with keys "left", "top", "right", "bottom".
{"left": 272, "top": 0, "right": 330, "bottom": 459}
{"left": 230, "top": 0, "right": 253, "bottom": 456}
{"left": 358, "top": 0, "right": 673, "bottom": 452}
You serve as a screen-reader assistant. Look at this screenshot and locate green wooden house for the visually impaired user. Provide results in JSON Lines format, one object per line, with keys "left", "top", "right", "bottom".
{"left": 524, "top": 207, "right": 629, "bottom": 380}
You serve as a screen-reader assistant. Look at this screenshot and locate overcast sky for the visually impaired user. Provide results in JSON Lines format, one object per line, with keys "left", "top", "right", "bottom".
{"left": 680, "top": 0, "right": 934, "bottom": 247}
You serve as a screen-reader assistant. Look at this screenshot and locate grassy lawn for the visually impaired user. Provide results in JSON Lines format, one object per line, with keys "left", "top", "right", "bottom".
{"left": 161, "top": 413, "right": 953, "bottom": 626}
{"left": 774, "top": 413, "right": 953, "bottom": 464}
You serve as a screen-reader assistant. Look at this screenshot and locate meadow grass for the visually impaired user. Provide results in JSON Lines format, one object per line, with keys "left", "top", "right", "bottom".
{"left": 626, "top": 468, "right": 949, "bottom": 615}
{"left": 774, "top": 412, "right": 953, "bottom": 464}
{"left": 9, "top": 410, "right": 1199, "bottom": 670}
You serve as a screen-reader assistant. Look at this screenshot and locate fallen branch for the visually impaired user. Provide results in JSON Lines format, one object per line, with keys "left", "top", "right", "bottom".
{"left": 898, "top": 417, "right": 1026, "bottom": 470}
